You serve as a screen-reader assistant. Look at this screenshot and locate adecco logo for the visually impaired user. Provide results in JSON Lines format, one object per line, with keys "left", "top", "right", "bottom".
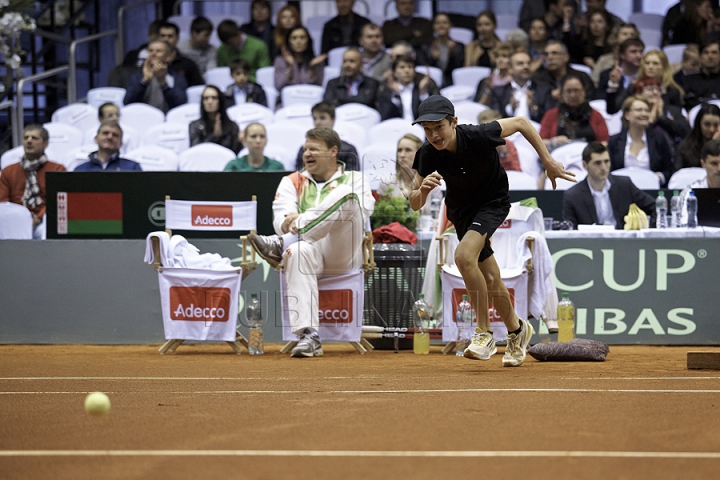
{"left": 169, "top": 286, "right": 231, "bottom": 322}
{"left": 318, "top": 289, "right": 354, "bottom": 324}
{"left": 191, "top": 205, "right": 233, "bottom": 227}
{"left": 451, "top": 288, "right": 515, "bottom": 322}
{"left": 498, "top": 219, "right": 512, "bottom": 229}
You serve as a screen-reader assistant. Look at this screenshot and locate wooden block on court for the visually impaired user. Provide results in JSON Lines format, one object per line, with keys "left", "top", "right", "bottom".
{"left": 687, "top": 352, "right": 720, "bottom": 370}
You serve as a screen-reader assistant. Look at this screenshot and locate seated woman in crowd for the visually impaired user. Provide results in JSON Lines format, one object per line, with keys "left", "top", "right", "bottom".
{"left": 571, "top": 9, "right": 613, "bottom": 69}
{"left": 608, "top": 95, "right": 675, "bottom": 187}
{"left": 527, "top": 17, "right": 549, "bottom": 72}
{"left": 465, "top": 10, "right": 501, "bottom": 68}
{"left": 189, "top": 85, "right": 242, "bottom": 153}
{"left": 417, "top": 12, "right": 465, "bottom": 88}
{"left": 591, "top": 22, "right": 639, "bottom": 87}
{"left": 224, "top": 123, "right": 285, "bottom": 171}
{"left": 633, "top": 77, "right": 691, "bottom": 147}
{"left": 670, "top": 0, "right": 718, "bottom": 46}
{"left": 473, "top": 42, "right": 513, "bottom": 104}
{"left": 273, "top": 26, "right": 325, "bottom": 98}
{"left": 377, "top": 55, "right": 440, "bottom": 121}
{"left": 377, "top": 133, "right": 423, "bottom": 199}
{"left": 607, "top": 50, "right": 685, "bottom": 115}
{"left": 477, "top": 109, "right": 522, "bottom": 172}
{"left": 272, "top": 4, "right": 301, "bottom": 59}
{"left": 540, "top": 73, "right": 609, "bottom": 149}
{"left": 675, "top": 103, "right": 720, "bottom": 169}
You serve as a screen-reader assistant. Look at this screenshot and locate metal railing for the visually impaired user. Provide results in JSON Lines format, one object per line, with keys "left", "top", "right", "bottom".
{"left": 14, "top": 66, "right": 70, "bottom": 146}
{"left": 0, "top": 100, "right": 16, "bottom": 148}
{"left": 117, "top": 0, "right": 161, "bottom": 63}
{"left": 68, "top": 30, "right": 118, "bottom": 104}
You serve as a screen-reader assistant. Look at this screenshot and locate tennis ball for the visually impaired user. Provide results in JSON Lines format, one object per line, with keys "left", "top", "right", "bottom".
{"left": 84, "top": 392, "right": 110, "bottom": 416}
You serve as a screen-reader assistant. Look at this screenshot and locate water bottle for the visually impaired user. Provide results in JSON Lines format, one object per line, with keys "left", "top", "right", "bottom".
{"left": 655, "top": 191, "right": 667, "bottom": 229}
{"left": 429, "top": 190, "right": 441, "bottom": 221}
{"left": 670, "top": 190, "right": 681, "bottom": 228}
{"left": 246, "top": 293, "right": 264, "bottom": 355}
{"left": 412, "top": 294, "right": 430, "bottom": 354}
{"left": 686, "top": 190, "right": 698, "bottom": 228}
{"left": 455, "top": 294, "right": 474, "bottom": 356}
{"left": 557, "top": 292, "right": 575, "bottom": 343}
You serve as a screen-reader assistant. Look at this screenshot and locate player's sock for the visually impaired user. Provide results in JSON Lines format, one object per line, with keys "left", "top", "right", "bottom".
{"left": 281, "top": 232, "right": 299, "bottom": 248}
{"left": 509, "top": 323, "right": 523, "bottom": 336}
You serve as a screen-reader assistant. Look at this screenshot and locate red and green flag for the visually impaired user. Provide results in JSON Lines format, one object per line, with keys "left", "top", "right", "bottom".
{"left": 57, "top": 192, "right": 123, "bottom": 235}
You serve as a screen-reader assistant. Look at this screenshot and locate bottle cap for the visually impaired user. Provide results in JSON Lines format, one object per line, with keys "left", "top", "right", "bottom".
{"left": 462, "top": 294, "right": 468, "bottom": 300}
{"left": 418, "top": 293, "right": 424, "bottom": 299}
{"left": 658, "top": 191, "right": 665, "bottom": 196}
{"left": 673, "top": 190, "right": 679, "bottom": 195}
{"left": 251, "top": 293, "right": 258, "bottom": 299}
{"left": 562, "top": 292, "right": 569, "bottom": 298}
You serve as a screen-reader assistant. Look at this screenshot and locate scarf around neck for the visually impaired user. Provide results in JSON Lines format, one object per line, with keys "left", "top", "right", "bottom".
{"left": 21, "top": 154, "right": 47, "bottom": 210}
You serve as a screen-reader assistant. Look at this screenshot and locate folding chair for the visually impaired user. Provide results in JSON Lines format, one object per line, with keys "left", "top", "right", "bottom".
{"left": 146, "top": 195, "right": 258, "bottom": 355}
{"left": 50, "top": 103, "right": 98, "bottom": 132}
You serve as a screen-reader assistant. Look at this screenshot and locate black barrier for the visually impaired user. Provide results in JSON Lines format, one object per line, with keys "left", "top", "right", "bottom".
{"left": 45, "top": 172, "right": 286, "bottom": 239}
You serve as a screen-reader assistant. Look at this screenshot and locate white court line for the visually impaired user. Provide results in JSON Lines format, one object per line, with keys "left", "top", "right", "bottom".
{"left": 0, "top": 450, "right": 719, "bottom": 459}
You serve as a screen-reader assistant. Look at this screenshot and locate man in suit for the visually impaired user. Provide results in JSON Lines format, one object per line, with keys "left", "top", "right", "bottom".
{"left": 488, "top": 51, "right": 553, "bottom": 123}
{"left": 321, "top": 0, "right": 371, "bottom": 54}
{"left": 376, "top": 55, "right": 439, "bottom": 121}
{"left": 323, "top": 47, "right": 381, "bottom": 109}
{"left": 563, "top": 141, "right": 655, "bottom": 229}
{"left": 597, "top": 38, "right": 644, "bottom": 107}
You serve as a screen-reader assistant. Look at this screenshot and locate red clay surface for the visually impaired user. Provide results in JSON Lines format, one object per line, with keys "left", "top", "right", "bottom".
{"left": 1, "top": 344, "right": 720, "bottom": 479}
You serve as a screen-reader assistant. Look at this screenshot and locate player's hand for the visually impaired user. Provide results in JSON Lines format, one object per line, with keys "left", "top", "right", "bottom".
{"left": 545, "top": 157, "right": 576, "bottom": 190}
{"left": 282, "top": 213, "right": 301, "bottom": 234}
{"left": 421, "top": 172, "right": 443, "bottom": 193}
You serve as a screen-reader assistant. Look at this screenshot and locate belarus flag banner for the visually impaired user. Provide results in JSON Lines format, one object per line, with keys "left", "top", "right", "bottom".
{"left": 57, "top": 192, "right": 123, "bottom": 235}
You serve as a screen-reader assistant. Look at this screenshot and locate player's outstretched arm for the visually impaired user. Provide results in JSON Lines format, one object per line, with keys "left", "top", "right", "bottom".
{"left": 496, "top": 116, "right": 577, "bottom": 190}
{"left": 409, "top": 172, "right": 442, "bottom": 211}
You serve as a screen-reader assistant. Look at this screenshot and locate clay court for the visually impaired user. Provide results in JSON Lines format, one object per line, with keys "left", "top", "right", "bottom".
{"left": 1, "top": 344, "right": 720, "bottom": 479}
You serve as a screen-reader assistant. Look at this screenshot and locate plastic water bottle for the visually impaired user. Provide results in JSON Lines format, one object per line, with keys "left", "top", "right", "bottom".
{"left": 412, "top": 294, "right": 430, "bottom": 354}
{"left": 455, "top": 294, "right": 474, "bottom": 356}
{"left": 430, "top": 190, "right": 441, "bottom": 221}
{"left": 655, "top": 191, "right": 667, "bottom": 229}
{"left": 686, "top": 190, "right": 698, "bottom": 228}
{"left": 557, "top": 293, "right": 575, "bottom": 343}
{"left": 246, "top": 293, "right": 264, "bottom": 355}
{"left": 670, "top": 190, "right": 681, "bottom": 228}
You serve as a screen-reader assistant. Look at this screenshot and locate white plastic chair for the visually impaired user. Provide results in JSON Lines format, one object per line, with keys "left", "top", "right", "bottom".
{"left": 323, "top": 65, "right": 341, "bottom": 89}
{"left": 333, "top": 120, "right": 369, "bottom": 149}
{"left": 415, "top": 65, "right": 442, "bottom": 87}
{"left": 668, "top": 167, "right": 707, "bottom": 190}
{"left": 43, "top": 122, "right": 85, "bottom": 154}
{"left": 50, "top": 103, "right": 97, "bottom": 132}
{"left": 274, "top": 103, "right": 314, "bottom": 128}
{"left": 454, "top": 101, "right": 488, "bottom": 125}
{"left": 265, "top": 121, "right": 308, "bottom": 157}
{"left": 495, "top": 14, "right": 518, "bottom": 29}
{"left": 86, "top": 87, "right": 126, "bottom": 110}
{"left": 551, "top": 142, "right": 588, "bottom": 169}
{"left": 125, "top": 145, "right": 180, "bottom": 171}
{"left": 544, "top": 164, "right": 587, "bottom": 190}
{"left": 506, "top": 170, "right": 538, "bottom": 190}
{"left": 452, "top": 67, "right": 491, "bottom": 87}
{"left": 63, "top": 145, "right": 99, "bottom": 171}
{"left": 629, "top": 13, "right": 664, "bottom": 30}
{"left": 280, "top": 84, "right": 325, "bottom": 107}
{"left": 227, "top": 103, "right": 274, "bottom": 129}
{"left": 589, "top": 99, "right": 608, "bottom": 116}
{"left": 639, "top": 29, "right": 662, "bottom": 51}
{"left": 121, "top": 103, "right": 165, "bottom": 132}
{"left": 263, "top": 86, "right": 279, "bottom": 111}
{"left": 255, "top": 66, "right": 275, "bottom": 92}
{"left": 0, "top": 202, "right": 33, "bottom": 239}
{"left": 178, "top": 143, "right": 237, "bottom": 171}
{"left": 335, "top": 103, "right": 381, "bottom": 130}
{"left": 440, "top": 85, "right": 475, "bottom": 103}
{"left": 663, "top": 44, "right": 687, "bottom": 65}
{"left": 569, "top": 63, "right": 593, "bottom": 77}
{"left": 360, "top": 142, "right": 397, "bottom": 189}
{"left": 448, "top": 27, "right": 473, "bottom": 45}
{"left": 367, "top": 118, "right": 424, "bottom": 146}
{"left": 0, "top": 145, "right": 24, "bottom": 169}
{"left": 328, "top": 46, "right": 349, "bottom": 67}
{"left": 142, "top": 122, "right": 191, "bottom": 154}
{"left": 612, "top": 167, "right": 660, "bottom": 189}
{"left": 513, "top": 142, "right": 541, "bottom": 180}
{"left": 165, "top": 103, "right": 201, "bottom": 125}
{"left": 205, "top": 67, "right": 234, "bottom": 90}
{"left": 605, "top": 113, "right": 623, "bottom": 136}
{"left": 688, "top": 100, "right": 720, "bottom": 127}
{"left": 185, "top": 85, "right": 206, "bottom": 105}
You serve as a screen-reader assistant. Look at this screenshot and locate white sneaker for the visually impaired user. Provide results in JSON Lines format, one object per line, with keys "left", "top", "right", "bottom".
{"left": 463, "top": 329, "right": 497, "bottom": 360}
{"left": 503, "top": 318, "right": 534, "bottom": 367}
{"left": 290, "top": 333, "right": 323, "bottom": 358}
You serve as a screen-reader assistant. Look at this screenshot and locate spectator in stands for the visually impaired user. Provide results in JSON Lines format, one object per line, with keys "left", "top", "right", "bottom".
{"left": 224, "top": 59, "right": 268, "bottom": 107}
{"left": 663, "top": 0, "right": 694, "bottom": 46}
{"left": 377, "top": 55, "right": 439, "bottom": 121}
{"left": 0, "top": 125, "right": 65, "bottom": 238}
{"left": 681, "top": 41, "right": 720, "bottom": 110}
{"left": 359, "top": 23, "right": 392, "bottom": 81}
{"left": 108, "top": 21, "right": 160, "bottom": 88}
{"left": 606, "top": 49, "right": 684, "bottom": 115}
{"left": 377, "top": 133, "right": 423, "bottom": 199}
{"left": 123, "top": 39, "right": 188, "bottom": 113}
{"left": 539, "top": 73, "right": 609, "bottom": 150}
{"left": 416, "top": 13, "right": 465, "bottom": 87}
{"left": 633, "top": 77, "right": 691, "bottom": 148}
{"left": 678, "top": 139, "right": 720, "bottom": 223}
{"left": 520, "top": 0, "right": 564, "bottom": 36}
{"left": 532, "top": 40, "right": 595, "bottom": 101}
{"left": 505, "top": 28, "right": 530, "bottom": 53}
{"left": 247, "top": 127, "right": 375, "bottom": 357}
{"left": 274, "top": 26, "right": 326, "bottom": 96}
{"left": 241, "top": 0, "right": 275, "bottom": 56}
{"left": 672, "top": 45, "right": 701, "bottom": 87}
{"left": 597, "top": 38, "right": 644, "bottom": 103}
{"left": 273, "top": 5, "right": 301, "bottom": 60}
{"left": 572, "top": 9, "right": 613, "bottom": 69}
{"left": 608, "top": 95, "right": 675, "bottom": 186}
{"left": 75, "top": 122, "right": 142, "bottom": 171}
{"left": 464, "top": 11, "right": 501, "bottom": 68}
{"left": 528, "top": 18, "right": 550, "bottom": 70}
{"left": 157, "top": 21, "right": 205, "bottom": 87}
{"left": 294, "top": 102, "right": 360, "bottom": 171}
{"left": 224, "top": 123, "right": 284, "bottom": 171}
{"left": 321, "top": 0, "right": 370, "bottom": 54}
{"left": 675, "top": 103, "right": 720, "bottom": 168}
{"left": 177, "top": 16, "right": 217, "bottom": 76}
{"left": 487, "top": 50, "right": 553, "bottom": 123}
{"left": 591, "top": 22, "right": 639, "bottom": 87}
{"left": 477, "top": 110, "right": 522, "bottom": 172}
{"left": 670, "top": 0, "right": 718, "bottom": 46}
{"left": 389, "top": 40, "right": 415, "bottom": 61}
{"left": 216, "top": 19, "right": 271, "bottom": 82}
{"left": 121, "top": 20, "right": 162, "bottom": 68}
{"left": 382, "top": 0, "right": 433, "bottom": 49}
{"left": 86, "top": 102, "right": 139, "bottom": 155}
{"left": 583, "top": 0, "right": 623, "bottom": 26}
{"left": 190, "top": 85, "right": 242, "bottom": 154}
{"left": 323, "top": 47, "right": 381, "bottom": 109}
{"left": 562, "top": 141, "right": 655, "bottom": 229}
{"left": 474, "top": 42, "right": 513, "bottom": 104}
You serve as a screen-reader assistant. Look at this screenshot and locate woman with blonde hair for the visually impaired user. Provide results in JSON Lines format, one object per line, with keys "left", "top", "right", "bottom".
{"left": 378, "top": 133, "right": 424, "bottom": 200}
{"left": 464, "top": 11, "right": 501, "bottom": 67}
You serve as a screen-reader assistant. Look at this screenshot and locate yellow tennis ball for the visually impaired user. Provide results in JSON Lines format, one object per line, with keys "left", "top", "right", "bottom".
{"left": 84, "top": 392, "right": 110, "bottom": 416}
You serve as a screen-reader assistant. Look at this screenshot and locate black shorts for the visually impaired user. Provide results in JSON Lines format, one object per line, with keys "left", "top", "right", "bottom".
{"left": 453, "top": 200, "right": 511, "bottom": 263}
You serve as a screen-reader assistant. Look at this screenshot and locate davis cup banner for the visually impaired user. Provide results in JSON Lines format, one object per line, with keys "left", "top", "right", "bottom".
{"left": 164, "top": 200, "right": 257, "bottom": 231}
{"left": 158, "top": 267, "right": 242, "bottom": 341}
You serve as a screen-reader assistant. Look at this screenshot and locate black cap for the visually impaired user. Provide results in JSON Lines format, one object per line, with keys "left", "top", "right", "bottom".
{"left": 411, "top": 95, "right": 455, "bottom": 125}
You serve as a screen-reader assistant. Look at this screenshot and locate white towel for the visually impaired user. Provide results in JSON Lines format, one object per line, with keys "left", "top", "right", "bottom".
{"left": 516, "top": 231, "right": 554, "bottom": 320}
{"left": 144, "top": 231, "right": 171, "bottom": 266}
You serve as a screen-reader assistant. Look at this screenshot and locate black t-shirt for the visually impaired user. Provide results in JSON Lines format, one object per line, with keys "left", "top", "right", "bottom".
{"left": 412, "top": 121, "right": 509, "bottom": 223}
